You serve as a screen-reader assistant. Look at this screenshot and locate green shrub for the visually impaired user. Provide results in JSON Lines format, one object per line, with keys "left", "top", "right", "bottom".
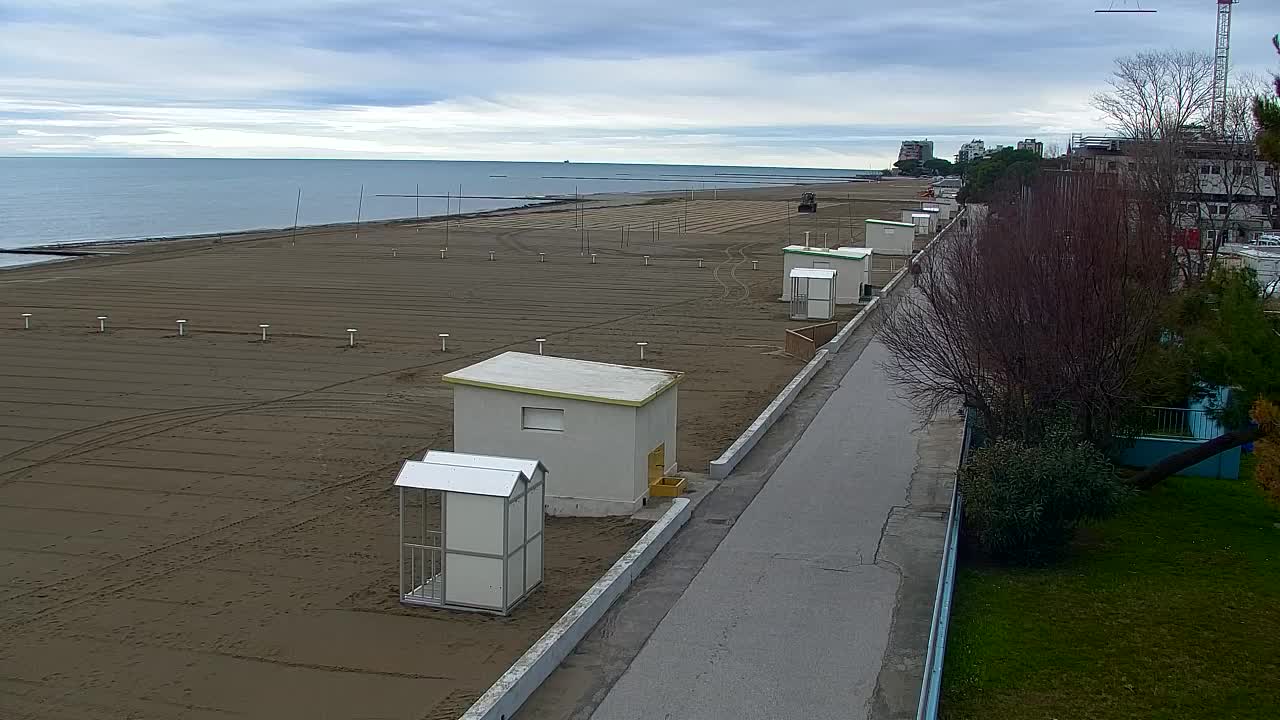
{"left": 960, "top": 439, "right": 1130, "bottom": 564}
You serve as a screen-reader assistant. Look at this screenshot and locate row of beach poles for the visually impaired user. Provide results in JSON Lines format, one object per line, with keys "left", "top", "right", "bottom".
{"left": 14, "top": 314, "right": 660, "bottom": 359}
{"left": 395, "top": 247, "right": 758, "bottom": 271}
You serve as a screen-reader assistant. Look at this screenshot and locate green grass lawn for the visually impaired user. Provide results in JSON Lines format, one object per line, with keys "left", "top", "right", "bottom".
{"left": 942, "top": 466, "right": 1280, "bottom": 720}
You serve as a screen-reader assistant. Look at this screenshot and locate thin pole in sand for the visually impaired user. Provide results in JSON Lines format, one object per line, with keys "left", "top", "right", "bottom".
{"left": 643, "top": 255, "right": 650, "bottom": 266}
{"left": 176, "top": 319, "right": 187, "bottom": 336}
{"left": 96, "top": 316, "right": 107, "bottom": 333}
{"left": 535, "top": 338, "right": 546, "bottom": 355}
{"left": 445, "top": 191, "right": 451, "bottom": 249}
{"left": 439, "top": 333, "right": 449, "bottom": 352}
{"left": 415, "top": 183, "right": 420, "bottom": 225}
{"left": 291, "top": 187, "right": 301, "bottom": 246}
{"left": 347, "top": 328, "right": 358, "bottom": 347}
{"left": 354, "top": 184, "right": 365, "bottom": 241}
{"left": 591, "top": 253, "right": 597, "bottom": 264}
{"left": 489, "top": 250, "right": 495, "bottom": 261}
{"left": 259, "top": 324, "right": 270, "bottom": 342}
{"left": 539, "top": 252, "right": 545, "bottom": 263}
{"left": 21, "top": 313, "right": 31, "bottom": 330}
{"left": 787, "top": 201, "right": 791, "bottom": 243}
{"left": 440, "top": 248, "right": 447, "bottom": 259}
{"left": 698, "top": 258, "right": 704, "bottom": 268}
{"left": 636, "top": 341, "right": 648, "bottom": 360}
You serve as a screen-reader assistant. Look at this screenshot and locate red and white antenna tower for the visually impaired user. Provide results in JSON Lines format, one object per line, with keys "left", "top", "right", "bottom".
{"left": 1211, "top": 0, "right": 1238, "bottom": 130}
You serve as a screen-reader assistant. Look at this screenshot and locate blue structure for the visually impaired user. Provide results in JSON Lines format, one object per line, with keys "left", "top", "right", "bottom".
{"left": 1119, "top": 393, "right": 1243, "bottom": 480}
{"left": 1120, "top": 437, "right": 1242, "bottom": 480}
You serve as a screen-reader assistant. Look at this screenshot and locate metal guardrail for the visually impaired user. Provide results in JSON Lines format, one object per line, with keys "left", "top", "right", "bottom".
{"left": 1139, "top": 406, "right": 1214, "bottom": 439}
{"left": 916, "top": 411, "right": 973, "bottom": 720}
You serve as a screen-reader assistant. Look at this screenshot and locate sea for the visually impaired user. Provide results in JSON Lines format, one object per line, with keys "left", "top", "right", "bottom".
{"left": 0, "top": 157, "right": 872, "bottom": 258}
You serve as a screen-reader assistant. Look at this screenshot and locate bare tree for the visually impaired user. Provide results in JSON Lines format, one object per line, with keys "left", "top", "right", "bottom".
{"left": 1092, "top": 50, "right": 1215, "bottom": 140}
{"left": 879, "top": 171, "right": 1171, "bottom": 448}
{"left": 1093, "top": 50, "right": 1215, "bottom": 283}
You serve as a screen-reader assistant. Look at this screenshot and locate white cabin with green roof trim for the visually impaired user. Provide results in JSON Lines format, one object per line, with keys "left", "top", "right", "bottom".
{"left": 780, "top": 244, "right": 872, "bottom": 305}
{"left": 865, "top": 218, "right": 917, "bottom": 255}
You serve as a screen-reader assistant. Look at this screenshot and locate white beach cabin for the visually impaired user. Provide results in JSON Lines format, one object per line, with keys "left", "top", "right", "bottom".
{"left": 780, "top": 245, "right": 872, "bottom": 305}
{"left": 926, "top": 200, "right": 955, "bottom": 222}
{"left": 788, "top": 268, "right": 838, "bottom": 320}
{"left": 444, "top": 352, "right": 683, "bottom": 517}
{"left": 865, "top": 219, "right": 917, "bottom": 256}
{"left": 900, "top": 209, "right": 933, "bottom": 235}
{"left": 394, "top": 451, "right": 545, "bottom": 615}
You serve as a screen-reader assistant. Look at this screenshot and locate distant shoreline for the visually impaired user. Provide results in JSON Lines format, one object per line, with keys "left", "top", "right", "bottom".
{"left": 17, "top": 197, "right": 573, "bottom": 253}
{"left": 0, "top": 176, "right": 885, "bottom": 270}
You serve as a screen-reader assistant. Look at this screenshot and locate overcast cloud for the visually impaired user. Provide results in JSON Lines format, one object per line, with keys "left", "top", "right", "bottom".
{"left": 1, "top": 0, "right": 1277, "bottom": 167}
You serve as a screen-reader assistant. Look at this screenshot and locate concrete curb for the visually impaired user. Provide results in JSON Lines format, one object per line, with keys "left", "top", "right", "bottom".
{"left": 706, "top": 207, "right": 966, "bottom": 481}
{"left": 460, "top": 497, "right": 693, "bottom": 720}
{"left": 708, "top": 348, "right": 830, "bottom": 479}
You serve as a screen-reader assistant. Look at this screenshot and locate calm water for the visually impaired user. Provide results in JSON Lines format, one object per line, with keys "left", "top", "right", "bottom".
{"left": 0, "top": 158, "right": 871, "bottom": 252}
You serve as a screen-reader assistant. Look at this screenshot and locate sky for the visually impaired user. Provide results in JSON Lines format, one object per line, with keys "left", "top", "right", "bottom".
{"left": 1, "top": 0, "right": 1278, "bottom": 168}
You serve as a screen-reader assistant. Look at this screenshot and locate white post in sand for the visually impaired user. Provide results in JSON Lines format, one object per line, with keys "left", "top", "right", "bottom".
{"left": 643, "top": 255, "right": 650, "bottom": 266}
{"left": 489, "top": 251, "right": 495, "bottom": 261}
{"left": 176, "top": 319, "right": 187, "bottom": 336}
{"left": 636, "top": 341, "right": 648, "bottom": 360}
{"left": 535, "top": 338, "right": 546, "bottom": 355}
{"left": 21, "top": 313, "right": 31, "bottom": 330}
{"left": 539, "top": 253, "right": 545, "bottom": 263}
{"left": 698, "top": 258, "right": 704, "bottom": 268}
{"left": 804, "top": 231, "right": 811, "bottom": 248}
{"left": 439, "top": 333, "right": 449, "bottom": 352}
{"left": 440, "top": 248, "right": 447, "bottom": 259}
{"left": 392, "top": 248, "right": 397, "bottom": 258}
{"left": 591, "top": 254, "right": 597, "bottom": 264}
{"left": 259, "top": 324, "right": 270, "bottom": 342}
{"left": 97, "top": 316, "right": 107, "bottom": 333}
{"left": 347, "top": 328, "right": 358, "bottom": 347}
{"left": 752, "top": 260, "right": 759, "bottom": 271}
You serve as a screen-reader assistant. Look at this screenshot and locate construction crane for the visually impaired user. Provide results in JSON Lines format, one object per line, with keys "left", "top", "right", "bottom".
{"left": 1211, "top": 0, "right": 1238, "bottom": 131}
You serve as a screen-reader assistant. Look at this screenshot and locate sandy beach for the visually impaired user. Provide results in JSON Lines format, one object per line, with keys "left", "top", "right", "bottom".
{"left": 0, "top": 179, "right": 931, "bottom": 719}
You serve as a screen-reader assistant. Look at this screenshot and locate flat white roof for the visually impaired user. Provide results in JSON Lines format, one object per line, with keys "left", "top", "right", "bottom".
{"left": 782, "top": 245, "right": 872, "bottom": 260}
{"left": 790, "top": 268, "right": 838, "bottom": 279}
{"left": 393, "top": 459, "right": 525, "bottom": 497}
{"left": 866, "top": 218, "right": 916, "bottom": 228}
{"left": 910, "top": 213, "right": 931, "bottom": 219}
{"left": 443, "top": 351, "right": 683, "bottom": 407}
{"left": 921, "top": 206, "right": 941, "bottom": 212}
{"left": 421, "top": 450, "right": 545, "bottom": 481}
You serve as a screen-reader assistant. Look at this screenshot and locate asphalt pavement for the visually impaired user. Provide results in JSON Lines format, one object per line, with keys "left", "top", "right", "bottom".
{"left": 585, "top": 338, "right": 960, "bottom": 720}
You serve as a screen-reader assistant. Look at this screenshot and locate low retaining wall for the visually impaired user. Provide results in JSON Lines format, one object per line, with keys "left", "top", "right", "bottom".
{"left": 460, "top": 497, "right": 692, "bottom": 720}
{"left": 916, "top": 410, "right": 973, "bottom": 720}
{"left": 708, "top": 209, "right": 966, "bottom": 480}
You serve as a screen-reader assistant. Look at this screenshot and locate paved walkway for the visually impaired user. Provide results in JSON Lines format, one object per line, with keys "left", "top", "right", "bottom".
{"left": 587, "top": 339, "right": 961, "bottom": 720}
